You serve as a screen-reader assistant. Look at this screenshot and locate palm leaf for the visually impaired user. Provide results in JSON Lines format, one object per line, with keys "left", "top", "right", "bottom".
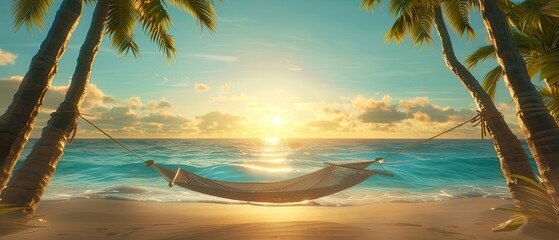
{"left": 135, "top": 0, "right": 176, "bottom": 60}
{"left": 386, "top": 12, "right": 413, "bottom": 44}
{"left": 360, "top": 0, "right": 383, "bottom": 13}
{"left": 465, "top": 45, "right": 496, "bottom": 69}
{"left": 482, "top": 66, "right": 503, "bottom": 99}
{"left": 492, "top": 207, "right": 556, "bottom": 223}
{"left": 492, "top": 215, "right": 526, "bottom": 232}
{"left": 539, "top": 0, "right": 559, "bottom": 18}
{"left": 167, "top": 0, "right": 218, "bottom": 31}
{"left": 106, "top": 0, "right": 140, "bottom": 57}
{"left": 539, "top": 86, "right": 559, "bottom": 123}
{"left": 442, "top": 0, "right": 477, "bottom": 38}
{"left": 389, "top": 0, "right": 414, "bottom": 16}
{"left": 410, "top": 6, "right": 434, "bottom": 46}
{"left": 12, "top": 0, "right": 54, "bottom": 31}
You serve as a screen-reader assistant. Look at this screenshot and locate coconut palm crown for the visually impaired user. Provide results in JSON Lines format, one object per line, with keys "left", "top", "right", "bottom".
{"left": 465, "top": 0, "right": 559, "bottom": 122}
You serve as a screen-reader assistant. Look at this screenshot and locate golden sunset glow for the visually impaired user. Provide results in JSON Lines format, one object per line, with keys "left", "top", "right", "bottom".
{"left": 272, "top": 116, "right": 283, "bottom": 127}
{"left": 264, "top": 137, "right": 281, "bottom": 145}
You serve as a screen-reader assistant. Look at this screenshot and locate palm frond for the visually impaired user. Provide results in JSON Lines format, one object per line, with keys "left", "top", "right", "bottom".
{"left": 539, "top": 86, "right": 559, "bottom": 123}
{"left": 84, "top": 0, "right": 98, "bottom": 7}
{"left": 492, "top": 215, "right": 526, "bottom": 232}
{"left": 389, "top": 0, "right": 415, "bottom": 16}
{"left": 442, "top": 0, "right": 477, "bottom": 38}
{"left": 167, "top": 0, "right": 218, "bottom": 32}
{"left": 482, "top": 66, "right": 503, "bottom": 99}
{"left": 12, "top": 0, "right": 54, "bottom": 31}
{"left": 537, "top": 0, "right": 559, "bottom": 18}
{"left": 536, "top": 49, "right": 559, "bottom": 86}
{"left": 360, "top": 0, "right": 383, "bottom": 13}
{"left": 385, "top": 11, "right": 413, "bottom": 44}
{"left": 491, "top": 174, "right": 559, "bottom": 229}
{"left": 135, "top": 0, "right": 176, "bottom": 60}
{"left": 465, "top": 45, "right": 496, "bottom": 69}
{"left": 410, "top": 6, "right": 434, "bottom": 47}
{"left": 106, "top": 0, "right": 140, "bottom": 57}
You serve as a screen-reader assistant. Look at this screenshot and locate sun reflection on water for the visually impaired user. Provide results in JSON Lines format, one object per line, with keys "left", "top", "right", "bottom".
{"left": 238, "top": 137, "right": 293, "bottom": 173}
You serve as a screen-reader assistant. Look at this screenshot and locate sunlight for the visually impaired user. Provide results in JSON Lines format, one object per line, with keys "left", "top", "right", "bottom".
{"left": 264, "top": 137, "right": 281, "bottom": 145}
{"left": 272, "top": 116, "right": 283, "bottom": 127}
{"left": 237, "top": 164, "right": 293, "bottom": 173}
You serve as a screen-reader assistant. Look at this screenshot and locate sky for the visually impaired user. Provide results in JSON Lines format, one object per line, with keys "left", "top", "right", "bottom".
{"left": 0, "top": 0, "right": 527, "bottom": 139}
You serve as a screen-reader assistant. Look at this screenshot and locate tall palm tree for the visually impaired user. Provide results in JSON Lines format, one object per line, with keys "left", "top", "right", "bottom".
{"left": 478, "top": 0, "right": 559, "bottom": 206}
{"left": 466, "top": 0, "right": 559, "bottom": 122}
{"left": 360, "top": 0, "right": 538, "bottom": 210}
{"left": 0, "top": 0, "right": 83, "bottom": 191}
{"left": 0, "top": 0, "right": 218, "bottom": 216}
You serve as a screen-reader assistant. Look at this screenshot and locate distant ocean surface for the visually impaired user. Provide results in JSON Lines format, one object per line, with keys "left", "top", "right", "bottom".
{"left": 14, "top": 139, "right": 535, "bottom": 206}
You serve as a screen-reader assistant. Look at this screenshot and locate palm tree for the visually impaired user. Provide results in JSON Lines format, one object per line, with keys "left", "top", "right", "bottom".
{"left": 0, "top": 0, "right": 83, "bottom": 191}
{"left": 360, "top": 0, "right": 538, "bottom": 210}
{"left": 0, "top": 0, "right": 218, "bottom": 216}
{"left": 478, "top": 0, "right": 559, "bottom": 206}
{"left": 466, "top": 0, "right": 559, "bottom": 122}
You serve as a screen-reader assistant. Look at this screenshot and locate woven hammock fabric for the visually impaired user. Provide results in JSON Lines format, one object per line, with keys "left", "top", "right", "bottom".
{"left": 151, "top": 161, "right": 378, "bottom": 203}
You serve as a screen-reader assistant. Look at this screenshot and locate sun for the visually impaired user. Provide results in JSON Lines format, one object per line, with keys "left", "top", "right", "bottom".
{"left": 272, "top": 116, "right": 283, "bottom": 127}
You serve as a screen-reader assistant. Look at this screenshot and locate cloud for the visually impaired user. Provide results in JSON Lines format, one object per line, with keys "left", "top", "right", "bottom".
{"left": 0, "top": 77, "right": 197, "bottom": 137}
{"left": 0, "top": 76, "right": 24, "bottom": 107}
{"left": 305, "top": 120, "right": 339, "bottom": 131}
{"left": 0, "top": 49, "right": 17, "bottom": 66}
{"left": 399, "top": 97, "right": 473, "bottom": 122}
{"left": 194, "top": 83, "right": 210, "bottom": 92}
{"left": 195, "top": 111, "right": 246, "bottom": 133}
{"left": 353, "top": 95, "right": 408, "bottom": 123}
{"left": 195, "top": 54, "right": 240, "bottom": 63}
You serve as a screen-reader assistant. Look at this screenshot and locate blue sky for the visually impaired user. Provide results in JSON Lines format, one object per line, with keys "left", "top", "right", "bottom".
{"left": 0, "top": 0, "right": 523, "bottom": 138}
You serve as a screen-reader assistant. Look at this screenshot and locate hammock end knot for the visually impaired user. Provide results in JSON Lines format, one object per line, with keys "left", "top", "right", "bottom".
{"left": 145, "top": 160, "right": 155, "bottom": 167}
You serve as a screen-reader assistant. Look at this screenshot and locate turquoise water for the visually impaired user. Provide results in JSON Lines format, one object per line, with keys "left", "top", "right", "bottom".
{"left": 14, "top": 139, "right": 533, "bottom": 206}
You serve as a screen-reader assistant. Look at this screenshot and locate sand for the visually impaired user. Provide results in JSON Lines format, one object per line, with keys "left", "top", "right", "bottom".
{"left": 1, "top": 197, "right": 557, "bottom": 240}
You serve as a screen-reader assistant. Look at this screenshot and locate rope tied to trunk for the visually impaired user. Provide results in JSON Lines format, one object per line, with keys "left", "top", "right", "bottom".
{"left": 50, "top": 101, "right": 84, "bottom": 143}
{"left": 470, "top": 109, "right": 502, "bottom": 140}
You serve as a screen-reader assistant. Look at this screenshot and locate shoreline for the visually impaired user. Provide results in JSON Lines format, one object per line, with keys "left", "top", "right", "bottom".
{"left": 2, "top": 197, "right": 555, "bottom": 240}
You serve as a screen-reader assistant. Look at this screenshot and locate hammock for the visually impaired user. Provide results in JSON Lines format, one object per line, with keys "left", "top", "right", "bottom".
{"left": 147, "top": 160, "right": 392, "bottom": 203}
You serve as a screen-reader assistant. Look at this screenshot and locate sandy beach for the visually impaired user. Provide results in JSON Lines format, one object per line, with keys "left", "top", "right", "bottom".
{"left": 2, "top": 197, "right": 556, "bottom": 240}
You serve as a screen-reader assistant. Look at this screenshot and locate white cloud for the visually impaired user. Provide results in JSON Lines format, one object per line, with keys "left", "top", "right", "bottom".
{"left": 0, "top": 49, "right": 17, "bottom": 66}
{"left": 194, "top": 83, "right": 210, "bottom": 92}
{"left": 195, "top": 54, "right": 240, "bottom": 63}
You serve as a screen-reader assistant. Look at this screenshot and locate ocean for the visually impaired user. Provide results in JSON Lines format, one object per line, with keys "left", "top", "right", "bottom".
{"left": 13, "top": 138, "right": 533, "bottom": 206}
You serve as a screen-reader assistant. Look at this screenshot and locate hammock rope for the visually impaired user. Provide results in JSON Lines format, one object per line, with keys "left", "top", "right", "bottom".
{"left": 379, "top": 111, "right": 488, "bottom": 161}
{"left": 51, "top": 108, "right": 490, "bottom": 203}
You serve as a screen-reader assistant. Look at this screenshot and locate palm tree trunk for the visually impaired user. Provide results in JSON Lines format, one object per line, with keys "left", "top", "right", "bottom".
{"left": 432, "top": 7, "right": 537, "bottom": 210}
{"left": 0, "top": 0, "right": 83, "bottom": 191}
{"left": 0, "top": 0, "right": 110, "bottom": 215}
{"left": 479, "top": 0, "right": 559, "bottom": 206}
